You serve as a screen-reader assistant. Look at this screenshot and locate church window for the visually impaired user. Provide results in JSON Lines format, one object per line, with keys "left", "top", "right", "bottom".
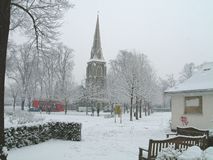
{"left": 97, "top": 66, "right": 103, "bottom": 77}
{"left": 92, "top": 65, "right": 96, "bottom": 76}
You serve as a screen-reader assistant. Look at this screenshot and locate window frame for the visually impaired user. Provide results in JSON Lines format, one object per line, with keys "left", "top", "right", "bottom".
{"left": 184, "top": 96, "right": 202, "bottom": 114}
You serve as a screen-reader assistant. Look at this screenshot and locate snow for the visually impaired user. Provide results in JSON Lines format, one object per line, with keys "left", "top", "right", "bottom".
{"left": 156, "top": 146, "right": 213, "bottom": 160}
{"left": 204, "top": 147, "right": 213, "bottom": 160}
{"left": 156, "top": 145, "right": 181, "bottom": 159}
{"left": 165, "top": 62, "right": 213, "bottom": 93}
{"left": 5, "top": 110, "right": 45, "bottom": 128}
{"left": 7, "top": 111, "right": 171, "bottom": 160}
{"left": 88, "top": 58, "right": 106, "bottom": 63}
{"left": 177, "top": 146, "right": 203, "bottom": 160}
{"left": 2, "top": 147, "right": 8, "bottom": 157}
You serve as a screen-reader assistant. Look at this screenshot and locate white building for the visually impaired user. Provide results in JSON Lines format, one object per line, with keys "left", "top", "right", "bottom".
{"left": 165, "top": 62, "right": 213, "bottom": 130}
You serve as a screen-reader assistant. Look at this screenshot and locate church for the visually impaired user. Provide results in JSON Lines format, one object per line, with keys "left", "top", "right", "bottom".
{"left": 85, "top": 15, "right": 107, "bottom": 112}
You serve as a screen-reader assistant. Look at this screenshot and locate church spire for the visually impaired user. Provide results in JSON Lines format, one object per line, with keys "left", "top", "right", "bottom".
{"left": 90, "top": 14, "right": 104, "bottom": 60}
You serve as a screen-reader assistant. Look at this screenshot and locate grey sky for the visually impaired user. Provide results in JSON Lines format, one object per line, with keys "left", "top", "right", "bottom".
{"left": 59, "top": 0, "right": 213, "bottom": 83}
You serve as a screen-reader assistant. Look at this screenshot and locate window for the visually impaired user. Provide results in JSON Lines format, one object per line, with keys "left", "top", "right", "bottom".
{"left": 97, "top": 66, "right": 103, "bottom": 77}
{"left": 184, "top": 96, "right": 202, "bottom": 114}
{"left": 92, "top": 65, "right": 96, "bottom": 76}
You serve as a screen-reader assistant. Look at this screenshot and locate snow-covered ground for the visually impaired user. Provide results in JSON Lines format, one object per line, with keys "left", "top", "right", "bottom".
{"left": 6, "top": 111, "right": 171, "bottom": 160}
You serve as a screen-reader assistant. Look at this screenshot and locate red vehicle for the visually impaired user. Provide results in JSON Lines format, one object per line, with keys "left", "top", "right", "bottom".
{"left": 32, "top": 99, "right": 64, "bottom": 112}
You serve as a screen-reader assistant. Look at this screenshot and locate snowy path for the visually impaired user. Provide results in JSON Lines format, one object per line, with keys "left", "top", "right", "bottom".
{"left": 7, "top": 112, "right": 171, "bottom": 160}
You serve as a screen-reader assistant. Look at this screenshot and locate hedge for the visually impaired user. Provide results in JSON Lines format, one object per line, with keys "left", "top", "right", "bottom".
{"left": 4, "top": 122, "right": 82, "bottom": 150}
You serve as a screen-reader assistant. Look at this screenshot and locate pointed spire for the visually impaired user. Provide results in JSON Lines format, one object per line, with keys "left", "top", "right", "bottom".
{"left": 90, "top": 14, "right": 104, "bottom": 60}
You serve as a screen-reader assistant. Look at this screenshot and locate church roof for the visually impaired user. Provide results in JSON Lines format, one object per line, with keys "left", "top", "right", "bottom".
{"left": 90, "top": 15, "right": 105, "bottom": 61}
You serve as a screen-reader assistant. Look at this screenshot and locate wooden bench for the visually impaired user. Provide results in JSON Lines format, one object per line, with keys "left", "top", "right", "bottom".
{"left": 166, "top": 127, "right": 209, "bottom": 138}
{"left": 138, "top": 135, "right": 208, "bottom": 160}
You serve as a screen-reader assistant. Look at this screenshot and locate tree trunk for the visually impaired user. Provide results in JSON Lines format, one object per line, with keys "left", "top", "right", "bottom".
{"left": 86, "top": 97, "right": 88, "bottom": 116}
{"left": 0, "top": 1, "right": 11, "bottom": 159}
{"left": 13, "top": 97, "right": 16, "bottom": 112}
{"left": 139, "top": 99, "right": 142, "bottom": 118}
{"left": 97, "top": 103, "right": 100, "bottom": 117}
{"left": 28, "top": 96, "right": 31, "bottom": 109}
{"left": 130, "top": 88, "right": 133, "bottom": 121}
{"left": 97, "top": 109, "right": 99, "bottom": 116}
{"left": 123, "top": 103, "right": 125, "bottom": 114}
{"left": 65, "top": 104, "right": 67, "bottom": 115}
{"left": 135, "top": 96, "right": 139, "bottom": 120}
{"left": 21, "top": 99, "right": 25, "bottom": 110}
{"left": 148, "top": 102, "right": 150, "bottom": 116}
{"left": 64, "top": 98, "right": 68, "bottom": 115}
{"left": 111, "top": 103, "right": 113, "bottom": 115}
{"left": 40, "top": 81, "right": 43, "bottom": 98}
{"left": 91, "top": 100, "right": 94, "bottom": 116}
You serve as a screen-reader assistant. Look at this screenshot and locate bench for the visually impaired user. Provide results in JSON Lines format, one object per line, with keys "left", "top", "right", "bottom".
{"left": 166, "top": 127, "right": 209, "bottom": 138}
{"left": 138, "top": 135, "right": 208, "bottom": 160}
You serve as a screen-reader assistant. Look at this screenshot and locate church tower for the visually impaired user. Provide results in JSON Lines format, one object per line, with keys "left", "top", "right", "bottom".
{"left": 86, "top": 15, "right": 107, "bottom": 109}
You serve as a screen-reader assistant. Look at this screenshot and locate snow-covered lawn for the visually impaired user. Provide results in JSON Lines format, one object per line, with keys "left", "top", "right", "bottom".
{"left": 7, "top": 111, "right": 171, "bottom": 160}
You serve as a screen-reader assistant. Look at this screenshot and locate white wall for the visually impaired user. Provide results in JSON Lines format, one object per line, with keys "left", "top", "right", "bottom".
{"left": 171, "top": 92, "right": 213, "bottom": 130}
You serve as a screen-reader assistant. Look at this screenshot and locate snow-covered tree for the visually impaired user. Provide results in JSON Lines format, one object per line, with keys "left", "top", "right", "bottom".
{"left": 109, "top": 50, "right": 160, "bottom": 121}
{"left": 110, "top": 50, "right": 138, "bottom": 121}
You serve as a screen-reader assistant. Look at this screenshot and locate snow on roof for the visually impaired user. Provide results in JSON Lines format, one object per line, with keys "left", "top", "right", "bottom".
{"left": 88, "top": 58, "right": 106, "bottom": 63}
{"left": 165, "top": 62, "right": 213, "bottom": 93}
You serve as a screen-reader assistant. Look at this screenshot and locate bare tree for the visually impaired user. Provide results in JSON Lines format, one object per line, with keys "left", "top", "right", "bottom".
{"left": 7, "top": 44, "right": 36, "bottom": 110}
{"left": 42, "top": 51, "right": 58, "bottom": 99}
{"left": 54, "top": 44, "right": 74, "bottom": 114}
{"left": 0, "top": 0, "right": 72, "bottom": 158}
{"left": 179, "top": 62, "right": 195, "bottom": 83}
{"left": 160, "top": 74, "right": 177, "bottom": 109}
{"left": 166, "top": 74, "right": 176, "bottom": 88}
{"left": 10, "top": 0, "right": 72, "bottom": 50}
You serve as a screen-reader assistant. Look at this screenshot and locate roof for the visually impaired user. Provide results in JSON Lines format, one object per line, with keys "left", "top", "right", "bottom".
{"left": 90, "top": 15, "right": 105, "bottom": 61}
{"left": 165, "top": 62, "right": 213, "bottom": 94}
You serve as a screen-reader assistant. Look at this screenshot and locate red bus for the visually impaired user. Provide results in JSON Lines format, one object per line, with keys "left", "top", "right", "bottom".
{"left": 32, "top": 99, "right": 64, "bottom": 112}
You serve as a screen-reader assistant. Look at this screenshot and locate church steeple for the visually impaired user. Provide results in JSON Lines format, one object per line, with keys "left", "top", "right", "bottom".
{"left": 90, "top": 15, "right": 104, "bottom": 60}
{"left": 86, "top": 14, "right": 107, "bottom": 110}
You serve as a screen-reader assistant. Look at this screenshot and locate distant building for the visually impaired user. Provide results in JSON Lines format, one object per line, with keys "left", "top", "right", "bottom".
{"left": 165, "top": 62, "right": 213, "bottom": 130}
{"left": 85, "top": 15, "right": 107, "bottom": 110}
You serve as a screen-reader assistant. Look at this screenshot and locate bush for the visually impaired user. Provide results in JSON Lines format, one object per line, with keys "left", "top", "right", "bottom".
{"left": 4, "top": 122, "right": 82, "bottom": 150}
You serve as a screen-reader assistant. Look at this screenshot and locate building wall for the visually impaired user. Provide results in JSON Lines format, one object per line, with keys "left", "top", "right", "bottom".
{"left": 171, "top": 93, "right": 213, "bottom": 130}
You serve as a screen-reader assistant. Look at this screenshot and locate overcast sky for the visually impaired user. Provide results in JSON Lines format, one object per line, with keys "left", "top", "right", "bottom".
{"left": 59, "top": 0, "right": 213, "bottom": 83}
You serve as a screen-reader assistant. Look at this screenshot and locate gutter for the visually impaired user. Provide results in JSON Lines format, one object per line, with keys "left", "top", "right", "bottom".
{"left": 164, "top": 88, "right": 213, "bottom": 95}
